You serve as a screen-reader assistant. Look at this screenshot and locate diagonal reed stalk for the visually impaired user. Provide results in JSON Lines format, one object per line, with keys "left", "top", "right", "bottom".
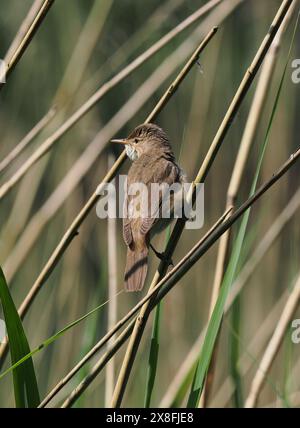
{"left": 60, "top": 322, "right": 136, "bottom": 409}
{"left": 211, "top": 291, "right": 288, "bottom": 408}
{"left": 0, "top": 0, "right": 55, "bottom": 91}
{"left": 40, "top": 143, "right": 300, "bottom": 407}
{"left": 160, "top": 290, "right": 288, "bottom": 407}
{"left": 160, "top": 183, "right": 300, "bottom": 407}
{"left": 3, "top": 1, "right": 238, "bottom": 287}
{"left": 199, "top": 0, "right": 297, "bottom": 406}
{"left": 4, "top": 0, "right": 47, "bottom": 62}
{"left": 52, "top": 0, "right": 114, "bottom": 109}
{"left": 227, "top": 186, "right": 300, "bottom": 309}
{"left": 1, "top": 0, "right": 112, "bottom": 177}
{"left": 3, "top": 14, "right": 222, "bottom": 283}
{"left": 0, "top": 108, "right": 56, "bottom": 175}
{"left": 0, "top": 0, "right": 113, "bottom": 265}
{"left": 0, "top": 27, "right": 218, "bottom": 364}
{"left": 111, "top": 0, "right": 294, "bottom": 407}
{"left": 0, "top": 0, "right": 221, "bottom": 201}
{"left": 39, "top": 208, "right": 232, "bottom": 407}
{"left": 193, "top": 6, "right": 299, "bottom": 405}
{"left": 82, "top": 0, "right": 186, "bottom": 93}
{"left": 59, "top": 209, "right": 233, "bottom": 408}
{"left": 245, "top": 273, "right": 300, "bottom": 408}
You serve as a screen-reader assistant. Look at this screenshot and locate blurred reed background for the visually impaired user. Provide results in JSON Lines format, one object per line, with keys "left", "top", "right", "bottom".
{"left": 0, "top": 0, "right": 299, "bottom": 408}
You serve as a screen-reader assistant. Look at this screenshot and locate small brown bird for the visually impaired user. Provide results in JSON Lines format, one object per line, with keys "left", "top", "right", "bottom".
{"left": 111, "top": 123, "right": 185, "bottom": 292}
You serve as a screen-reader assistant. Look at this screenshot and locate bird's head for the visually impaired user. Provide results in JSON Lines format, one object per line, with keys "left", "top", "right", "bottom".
{"left": 111, "top": 123, "right": 173, "bottom": 161}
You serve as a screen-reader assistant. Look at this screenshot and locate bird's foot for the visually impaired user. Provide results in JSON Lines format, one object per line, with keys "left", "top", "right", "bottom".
{"left": 150, "top": 244, "right": 174, "bottom": 267}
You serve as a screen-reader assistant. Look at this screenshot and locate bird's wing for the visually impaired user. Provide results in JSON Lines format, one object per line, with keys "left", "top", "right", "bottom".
{"left": 140, "top": 160, "right": 179, "bottom": 236}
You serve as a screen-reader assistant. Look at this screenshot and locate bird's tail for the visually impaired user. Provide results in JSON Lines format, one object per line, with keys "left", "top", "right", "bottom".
{"left": 124, "top": 246, "right": 148, "bottom": 292}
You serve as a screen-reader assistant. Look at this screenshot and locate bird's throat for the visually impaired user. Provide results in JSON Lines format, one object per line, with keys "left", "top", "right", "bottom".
{"left": 125, "top": 145, "right": 138, "bottom": 161}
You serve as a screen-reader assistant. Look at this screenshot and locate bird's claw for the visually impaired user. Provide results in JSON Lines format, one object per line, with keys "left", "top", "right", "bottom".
{"left": 150, "top": 244, "right": 174, "bottom": 267}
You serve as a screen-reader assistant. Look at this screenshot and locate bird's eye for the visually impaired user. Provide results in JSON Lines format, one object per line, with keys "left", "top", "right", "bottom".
{"left": 134, "top": 138, "right": 139, "bottom": 144}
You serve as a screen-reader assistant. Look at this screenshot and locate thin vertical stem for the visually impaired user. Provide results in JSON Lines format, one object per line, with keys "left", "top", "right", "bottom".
{"left": 245, "top": 274, "right": 300, "bottom": 408}
{"left": 200, "top": 0, "right": 297, "bottom": 406}
{"left": 0, "top": 0, "right": 55, "bottom": 90}
{"left": 105, "top": 154, "right": 118, "bottom": 407}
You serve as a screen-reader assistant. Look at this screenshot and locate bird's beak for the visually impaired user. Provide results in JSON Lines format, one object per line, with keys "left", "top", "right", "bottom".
{"left": 110, "top": 138, "right": 128, "bottom": 145}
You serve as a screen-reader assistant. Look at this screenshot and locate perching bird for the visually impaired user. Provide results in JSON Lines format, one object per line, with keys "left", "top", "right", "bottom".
{"left": 111, "top": 123, "right": 185, "bottom": 292}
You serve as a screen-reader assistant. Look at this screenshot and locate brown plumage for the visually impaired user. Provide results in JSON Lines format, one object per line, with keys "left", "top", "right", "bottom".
{"left": 111, "top": 123, "right": 184, "bottom": 291}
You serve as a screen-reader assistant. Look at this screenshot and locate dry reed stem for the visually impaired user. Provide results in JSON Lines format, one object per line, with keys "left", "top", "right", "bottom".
{"left": 4, "top": 5, "right": 232, "bottom": 285}
{"left": 83, "top": 0, "right": 186, "bottom": 94}
{"left": 0, "top": 0, "right": 109, "bottom": 248}
{"left": 60, "top": 209, "right": 233, "bottom": 408}
{"left": 0, "top": 0, "right": 221, "bottom": 201}
{"left": 0, "top": 27, "right": 218, "bottom": 367}
{"left": 5, "top": 26, "right": 217, "bottom": 322}
{"left": 41, "top": 207, "right": 232, "bottom": 408}
{"left": 98, "top": 182, "right": 300, "bottom": 408}
{"left": 161, "top": 290, "right": 288, "bottom": 407}
{"left": 0, "top": 0, "right": 114, "bottom": 271}
{"left": 111, "top": 0, "right": 293, "bottom": 407}
{"left": 226, "top": 186, "right": 300, "bottom": 310}
{"left": 161, "top": 183, "right": 300, "bottom": 407}
{"left": 0, "top": 159, "right": 51, "bottom": 265}
{"left": 2, "top": 1, "right": 132, "bottom": 287}
{"left": 34, "top": 29, "right": 220, "bottom": 406}
{"left": 0, "top": 0, "right": 55, "bottom": 90}
{"left": 60, "top": 323, "right": 135, "bottom": 408}
{"left": 0, "top": 108, "right": 56, "bottom": 174}
{"left": 4, "top": 0, "right": 45, "bottom": 62}
{"left": 39, "top": 320, "right": 136, "bottom": 408}
{"left": 210, "top": 291, "right": 288, "bottom": 407}
{"left": 105, "top": 154, "right": 118, "bottom": 406}
{"left": 245, "top": 273, "right": 300, "bottom": 408}
{"left": 53, "top": 0, "right": 114, "bottom": 108}
{"left": 200, "top": 1, "right": 297, "bottom": 406}
{"left": 3, "top": 10, "right": 120, "bottom": 281}
{"left": 4, "top": 57, "right": 184, "bottom": 280}
{"left": 209, "top": 181, "right": 300, "bottom": 406}
{"left": 42, "top": 144, "right": 300, "bottom": 407}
